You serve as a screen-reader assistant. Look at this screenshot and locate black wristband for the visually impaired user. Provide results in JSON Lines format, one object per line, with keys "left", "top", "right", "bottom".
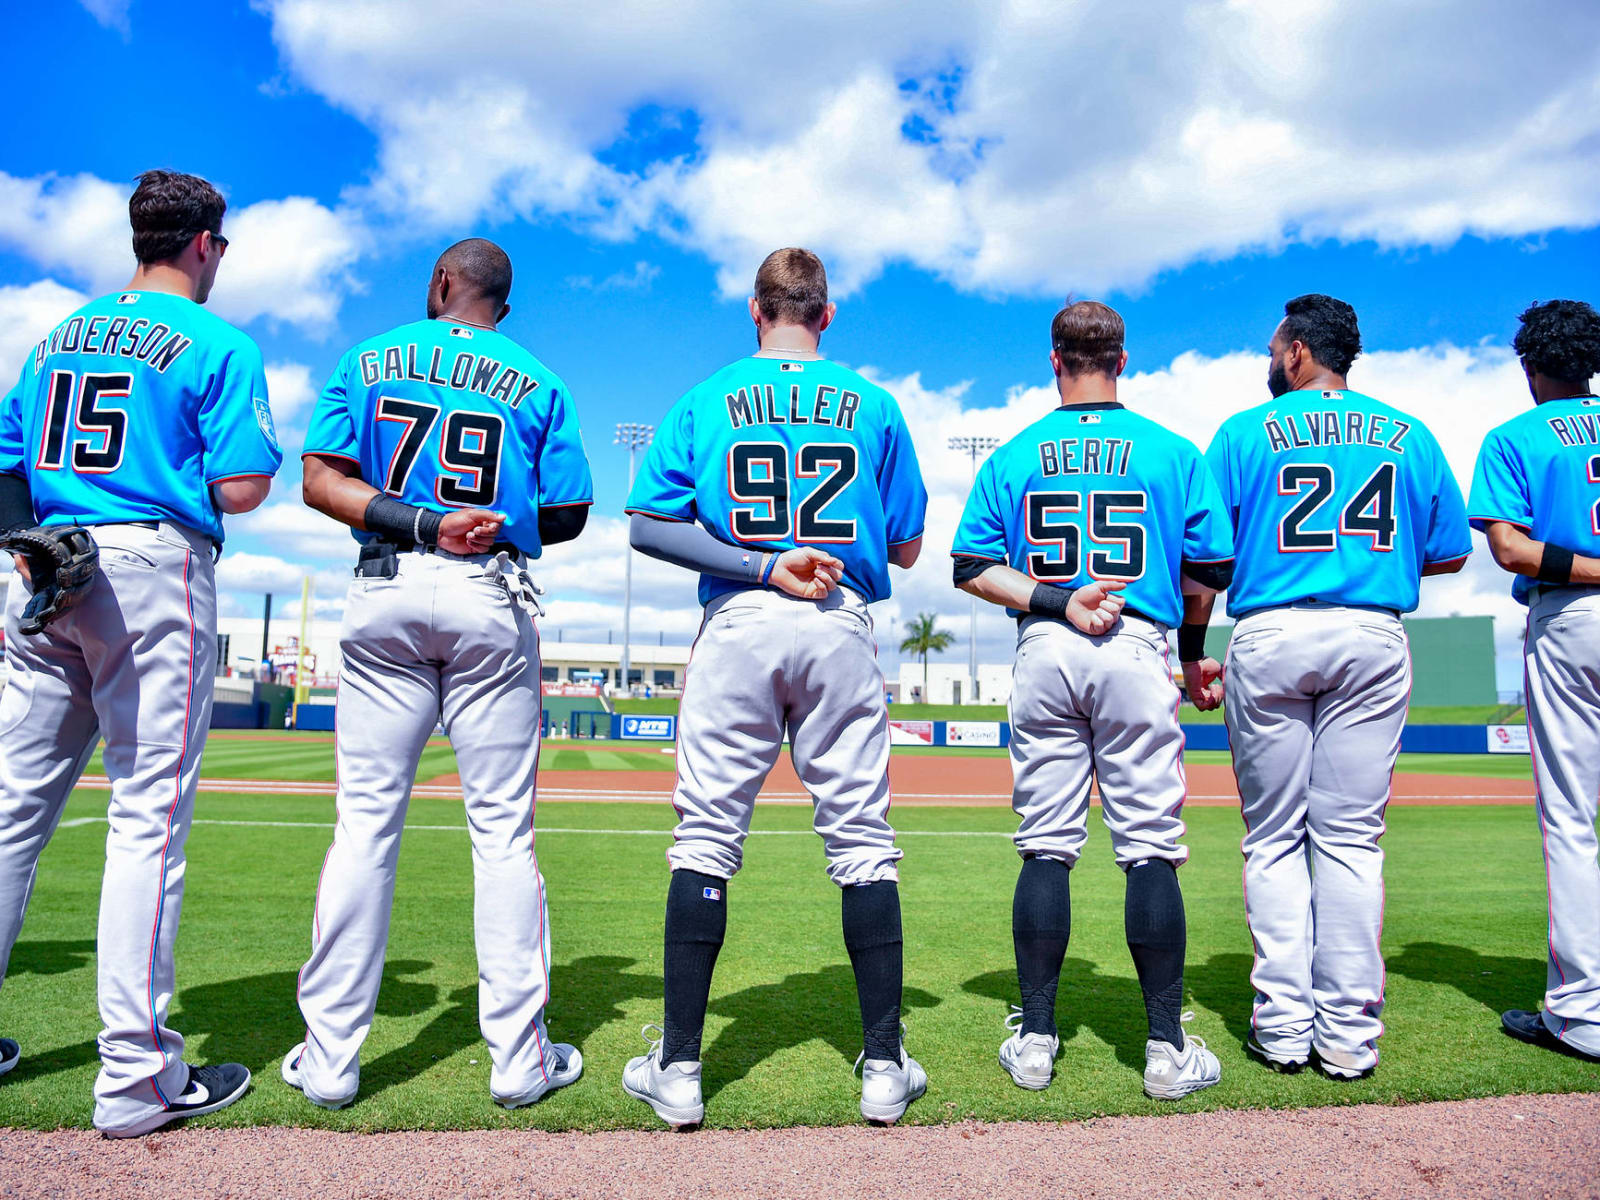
{"left": 0, "top": 471, "right": 33, "bottom": 535}
{"left": 365, "top": 494, "right": 445, "bottom": 547}
{"left": 1177, "top": 623, "right": 1209, "bottom": 663}
{"left": 1028, "top": 583, "right": 1071, "bottom": 620}
{"left": 1538, "top": 542, "right": 1575, "bottom": 586}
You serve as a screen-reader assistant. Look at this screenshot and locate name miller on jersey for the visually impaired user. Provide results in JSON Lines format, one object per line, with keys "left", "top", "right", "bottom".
{"left": 31, "top": 310, "right": 193, "bottom": 375}
{"left": 725, "top": 383, "right": 861, "bottom": 431}
{"left": 357, "top": 342, "right": 540, "bottom": 410}
{"left": 1262, "top": 400, "right": 1413, "bottom": 456}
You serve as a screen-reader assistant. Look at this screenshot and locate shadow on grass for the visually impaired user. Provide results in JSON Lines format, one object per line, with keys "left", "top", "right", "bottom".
{"left": 701, "top": 963, "right": 942, "bottom": 1101}
{"left": 8, "top": 938, "right": 96, "bottom": 977}
{"left": 173, "top": 958, "right": 439, "bottom": 1076}
{"left": 963, "top": 958, "right": 1150, "bottom": 1071}
{"left": 548, "top": 954, "right": 661, "bottom": 1052}
{"left": 1387, "top": 941, "right": 1546, "bottom": 1015}
{"left": 1182, "top": 952, "right": 1256, "bottom": 1052}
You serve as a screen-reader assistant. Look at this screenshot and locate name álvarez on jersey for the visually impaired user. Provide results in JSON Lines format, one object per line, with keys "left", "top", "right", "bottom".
{"left": 1259, "top": 402, "right": 1413, "bottom": 455}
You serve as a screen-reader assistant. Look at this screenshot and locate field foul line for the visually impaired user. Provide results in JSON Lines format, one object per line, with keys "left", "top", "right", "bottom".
{"left": 57, "top": 816, "right": 1003, "bottom": 837}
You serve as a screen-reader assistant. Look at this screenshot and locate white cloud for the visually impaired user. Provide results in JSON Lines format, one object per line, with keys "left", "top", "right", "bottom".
{"left": 566, "top": 261, "right": 661, "bottom": 292}
{"left": 0, "top": 172, "right": 364, "bottom": 332}
{"left": 0, "top": 279, "right": 89, "bottom": 382}
{"left": 230, "top": 500, "right": 355, "bottom": 563}
{"left": 78, "top": 0, "right": 131, "bottom": 34}
{"left": 260, "top": 0, "right": 1600, "bottom": 297}
{"left": 264, "top": 361, "right": 318, "bottom": 428}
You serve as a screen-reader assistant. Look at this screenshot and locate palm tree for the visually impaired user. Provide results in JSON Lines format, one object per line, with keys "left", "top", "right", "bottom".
{"left": 900, "top": 612, "right": 955, "bottom": 705}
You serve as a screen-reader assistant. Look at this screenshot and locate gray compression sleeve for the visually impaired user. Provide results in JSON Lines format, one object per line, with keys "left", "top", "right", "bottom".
{"left": 629, "top": 512, "right": 767, "bottom": 583}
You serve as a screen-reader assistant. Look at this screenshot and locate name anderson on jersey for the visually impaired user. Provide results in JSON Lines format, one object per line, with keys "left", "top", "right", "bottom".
{"left": 356, "top": 341, "right": 540, "bottom": 410}
{"left": 29, "top": 306, "right": 193, "bottom": 374}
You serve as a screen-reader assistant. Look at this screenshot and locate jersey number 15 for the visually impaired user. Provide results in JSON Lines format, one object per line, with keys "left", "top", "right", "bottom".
{"left": 36, "top": 370, "right": 129, "bottom": 474}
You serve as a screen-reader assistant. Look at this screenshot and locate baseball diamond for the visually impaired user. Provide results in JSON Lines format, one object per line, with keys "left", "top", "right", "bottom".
{"left": 1, "top": 101, "right": 1600, "bottom": 1200}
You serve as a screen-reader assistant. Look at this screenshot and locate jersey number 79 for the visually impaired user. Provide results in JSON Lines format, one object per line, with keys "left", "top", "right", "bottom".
{"left": 376, "top": 396, "right": 503, "bottom": 507}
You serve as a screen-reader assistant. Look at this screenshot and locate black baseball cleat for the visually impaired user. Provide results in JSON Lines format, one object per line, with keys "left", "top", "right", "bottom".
{"left": 1245, "top": 1040, "right": 1305, "bottom": 1074}
{"left": 0, "top": 1038, "right": 19, "bottom": 1078}
{"left": 1502, "top": 1009, "right": 1600, "bottom": 1061}
{"left": 100, "top": 1063, "right": 252, "bottom": 1138}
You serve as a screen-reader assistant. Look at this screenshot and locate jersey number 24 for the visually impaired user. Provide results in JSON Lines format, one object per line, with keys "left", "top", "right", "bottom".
{"left": 1277, "top": 462, "right": 1396, "bottom": 553}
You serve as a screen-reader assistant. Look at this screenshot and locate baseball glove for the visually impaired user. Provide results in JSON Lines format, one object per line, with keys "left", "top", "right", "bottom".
{"left": 3, "top": 525, "right": 99, "bottom": 635}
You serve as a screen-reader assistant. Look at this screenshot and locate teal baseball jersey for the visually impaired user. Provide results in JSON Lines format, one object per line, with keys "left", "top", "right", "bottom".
{"left": 304, "top": 319, "right": 593, "bottom": 558}
{"left": 1468, "top": 394, "right": 1600, "bottom": 605}
{"left": 0, "top": 290, "right": 282, "bottom": 543}
{"left": 1206, "top": 388, "right": 1471, "bottom": 617}
{"left": 624, "top": 353, "right": 927, "bottom": 605}
{"left": 952, "top": 402, "right": 1233, "bottom": 628}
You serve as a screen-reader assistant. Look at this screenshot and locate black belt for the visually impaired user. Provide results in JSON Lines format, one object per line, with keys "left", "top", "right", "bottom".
{"left": 111, "top": 519, "right": 221, "bottom": 561}
{"left": 355, "top": 539, "right": 523, "bottom": 579}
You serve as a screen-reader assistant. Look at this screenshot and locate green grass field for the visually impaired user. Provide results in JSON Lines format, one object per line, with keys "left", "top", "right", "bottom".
{"left": 1, "top": 733, "right": 1583, "bottom": 1133}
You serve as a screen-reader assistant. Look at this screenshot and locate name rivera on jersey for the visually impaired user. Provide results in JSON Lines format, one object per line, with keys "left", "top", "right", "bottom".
{"left": 30, "top": 309, "right": 193, "bottom": 374}
{"left": 1547, "top": 408, "right": 1600, "bottom": 448}
{"left": 357, "top": 341, "right": 540, "bottom": 410}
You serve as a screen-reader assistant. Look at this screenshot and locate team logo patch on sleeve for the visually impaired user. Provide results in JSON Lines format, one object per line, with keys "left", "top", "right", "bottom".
{"left": 253, "top": 395, "right": 279, "bottom": 449}
{"left": 702, "top": 887, "right": 722, "bottom": 901}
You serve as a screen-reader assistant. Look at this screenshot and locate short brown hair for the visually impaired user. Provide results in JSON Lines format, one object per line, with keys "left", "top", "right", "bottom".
{"left": 130, "top": 170, "right": 227, "bottom": 265}
{"left": 1051, "top": 300, "right": 1125, "bottom": 377}
{"left": 754, "top": 248, "right": 828, "bottom": 326}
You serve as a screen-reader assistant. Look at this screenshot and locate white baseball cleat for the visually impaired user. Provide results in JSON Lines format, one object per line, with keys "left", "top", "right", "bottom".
{"left": 998, "top": 1006, "right": 1058, "bottom": 1090}
{"left": 281, "top": 1042, "right": 355, "bottom": 1111}
{"left": 857, "top": 1045, "right": 928, "bottom": 1125}
{"left": 621, "top": 1025, "right": 704, "bottom": 1129}
{"left": 495, "top": 1043, "right": 584, "bottom": 1108}
{"left": 0, "top": 1038, "right": 19, "bottom": 1078}
{"left": 1142, "top": 1013, "right": 1221, "bottom": 1100}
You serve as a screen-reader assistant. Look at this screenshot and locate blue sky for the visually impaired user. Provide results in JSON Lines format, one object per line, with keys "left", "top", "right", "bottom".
{"left": 3, "top": 0, "right": 1597, "bottom": 683}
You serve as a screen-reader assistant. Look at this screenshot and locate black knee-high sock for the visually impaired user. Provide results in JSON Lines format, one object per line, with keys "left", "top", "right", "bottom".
{"left": 1125, "top": 858, "right": 1186, "bottom": 1048}
{"left": 662, "top": 869, "right": 727, "bottom": 1065}
{"left": 1013, "top": 855, "right": 1072, "bottom": 1037}
{"left": 841, "top": 881, "right": 903, "bottom": 1061}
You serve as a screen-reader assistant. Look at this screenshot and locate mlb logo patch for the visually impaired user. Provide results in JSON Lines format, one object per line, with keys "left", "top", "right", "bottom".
{"left": 1079, "top": 413, "right": 1101, "bottom": 424}
{"left": 117, "top": 293, "right": 139, "bottom": 304}
{"left": 450, "top": 326, "right": 474, "bottom": 338}
{"left": 702, "top": 887, "right": 722, "bottom": 901}
{"left": 780, "top": 362, "right": 804, "bottom": 372}
{"left": 1321, "top": 390, "right": 1344, "bottom": 400}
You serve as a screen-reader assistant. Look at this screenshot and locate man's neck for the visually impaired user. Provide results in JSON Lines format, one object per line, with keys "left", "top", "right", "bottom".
{"left": 758, "top": 323, "right": 820, "bottom": 355}
{"left": 1055, "top": 373, "right": 1119, "bottom": 407}
{"left": 125, "top": 262, "right": 199, "bottom": 302}
{"left": 1291, "top": 369, "right": 1347, "bottom": 393}
{"left": 435, "top": 308, "right": 500, "bottom": 331}
{"left": 1532, "top": 375, "right": 1594, "bottom": 404}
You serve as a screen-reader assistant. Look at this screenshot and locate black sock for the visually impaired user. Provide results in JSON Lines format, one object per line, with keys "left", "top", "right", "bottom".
{"left": 1124, "top": 858, "right": 1186, "bottom": 1048}
{"left": 1012, "top": 855, "right": 1072, "bottom": 1038}
{"left": 841, "top": 881, "right": 903, "bottom": 1062}
{"left": 661, "top": 869, "right": 727, "bottom": 1065}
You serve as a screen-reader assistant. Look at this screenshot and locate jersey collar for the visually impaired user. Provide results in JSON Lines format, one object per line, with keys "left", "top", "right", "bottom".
{"left": 1054, "top": 400, "right": 1124, "bottom": 411}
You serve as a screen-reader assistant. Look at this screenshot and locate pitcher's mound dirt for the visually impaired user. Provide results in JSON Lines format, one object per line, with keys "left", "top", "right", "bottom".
{"left": 5, "top": 1092, "right": 1594, "bottom": 1200}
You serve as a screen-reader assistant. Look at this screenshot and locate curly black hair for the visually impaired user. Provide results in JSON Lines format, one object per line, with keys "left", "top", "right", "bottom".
{"left": 1279, "top": 293, "right": 1361, "bottom": 375}
{"left": 1513, "top": 299, "right": 1600, "bottom": 383}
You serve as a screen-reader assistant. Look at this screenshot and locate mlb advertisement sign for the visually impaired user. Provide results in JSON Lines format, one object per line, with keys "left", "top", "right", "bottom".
{"left": 620, "top": 715, "right": 677, "bottom": 741}
{"left": 945, "top": 721, "right": 1002, "bottom": 747}
{"left": 1486, "top": 724, "right": 1531, "bottom": 755}
{"left": 888, "top": 719, "right": 935, "bottom": 746}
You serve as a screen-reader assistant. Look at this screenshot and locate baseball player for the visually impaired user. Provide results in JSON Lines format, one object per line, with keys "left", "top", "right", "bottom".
{"left": 1207, "top": 294, "right": 1471, "bottom": 1079}
{"left": 283, "top": 239, "right": 592, "bottom": 1110}
{"left": 620, "top": 248, "right": 929, "bottom": 1126}
{"left": 0, "top": 170, "right": 281, "bottom": 1135}
{"left": 953, "top": 300, "right": 1233, "bottom": 1100}
{"left": 1467, "top": 299, "right": 1600, "bottom": 1058}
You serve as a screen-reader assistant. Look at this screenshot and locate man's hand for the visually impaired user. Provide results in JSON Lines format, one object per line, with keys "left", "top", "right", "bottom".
{"left": 1065, "top": 580, "right": 1125, "bottom": 634}
{"left": 10, "top": 552, "right": 29, "bottom": 585}
{"left": 768, "top": 547, "right": 845, "bottom": 600}
{"left": 1182, "top": 657, "right": 1225, "bottom": 711}
{"left": 439, "top": 509, "right": 506, "bottom": 556}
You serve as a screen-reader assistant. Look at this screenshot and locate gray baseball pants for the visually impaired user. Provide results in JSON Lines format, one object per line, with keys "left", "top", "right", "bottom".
{"left": 667, "top": 586, "right": 902, "bottom": 887}
{"left": 293, "top": 548, "right": 559, "bottom": 1104}
{"left": 1523, "top": 586, "right": 1600, "bottom": 1055}
{"left": 0, "top": 521, "right": 217, "bottom": 1134}
{"left": 1225, "top": 602, "right": 1411, "bottom": 1074}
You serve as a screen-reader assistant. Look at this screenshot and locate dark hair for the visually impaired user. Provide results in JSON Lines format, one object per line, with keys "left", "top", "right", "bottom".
{"left": 1513, "top": 299, "right": 1600, "bottom": 383}
{"left": 1279, "top": 293, "right": 1361, "bottom": 375}
{"left": 754, "top": 248, "right": 829, "bottom": 325}
{"left": 1050, "top": 300, "right": 1125, "bottom": 377}
{"left": 436, "top": 238, "right": 514, "bottom": 308}
{"left": 129, "top": 170, "right": 227, "bottom": 265}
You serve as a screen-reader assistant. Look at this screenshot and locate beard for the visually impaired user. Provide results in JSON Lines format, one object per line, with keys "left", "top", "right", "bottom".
{"left": 1267, "top": 360, "right": 1292, "bottom": 398}
{"left": 426, "top": 291, "right": 441, "bottom": 320}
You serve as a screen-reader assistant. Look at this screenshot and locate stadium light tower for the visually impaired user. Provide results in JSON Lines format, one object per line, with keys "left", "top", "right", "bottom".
{"left": 615, "top": 422, "right": 655, "bottom": 696}
{"left": 949, "top": 435, "right": 1001, "bottom": 704}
